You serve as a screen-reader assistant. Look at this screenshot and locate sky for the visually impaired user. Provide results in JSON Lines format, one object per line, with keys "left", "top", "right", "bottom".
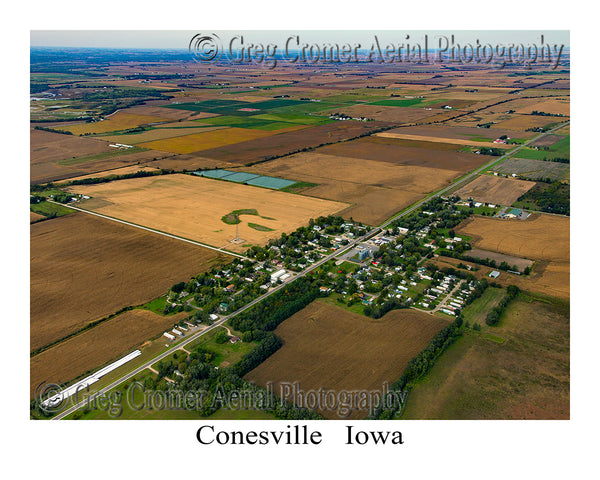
{"left": 30, "top": 30, "right": 570, "bottom": 50}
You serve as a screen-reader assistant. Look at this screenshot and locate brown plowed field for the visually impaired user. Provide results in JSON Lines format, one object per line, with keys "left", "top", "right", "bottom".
{"left": 245, "top": 301, "right": 447, "bottom": 419}
{"left": 31, "top": 148, "right": 175, "bottom": 185}
{"left": 31, "top": 128, "right": 113, "bottom": 164}
{"left": 30, "top": 309, "right": 188, "bottom": 397}
{"left": 242, "top": 152, "right": 461, "bottom": 225}
{"left": 30, "top": 212, "right": 230, "bottom": 352}
{"left": 322, "top": 104, "right": 441, "bottom": 123}
{"left": 195, "top": 121, "right": 394, "bottom": 165}
{"left": 319, "top": 136, "right": 489, "bottom": 172}
{"left": 454, "top": 175, "right": 536, "bottom": 205}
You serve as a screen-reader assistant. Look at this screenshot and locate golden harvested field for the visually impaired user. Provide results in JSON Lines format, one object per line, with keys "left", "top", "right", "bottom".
{"left": 494, "top": 114, "right": 563, "bottom": 131}
{"left": 514, "top": 97, "right": 570, "bottom": 116}
{"left": 245, "top": 301, "right": 447, "bottom": 419}
{"left": 67, "top": 174, "right": 349, "bottom": 251}
{"left": 456, "top": 214, "right": 569, "bottom": 263}
{"left": 136, "top": 127, "right": 278, "bottom": 154}
{"left": 30, "top": 212, "right": 230, "bottom": 352}
{"left": 30, "top": 211, "right": 46, "bottom": 223}
{"left": 58, "top": 112, "right": 170, "bottom": 135}
{"left": 454, "top": 175, "right": 536, "bottom": 205}
{"left": 30, "top": 309, "right": 188, "bottom": 397}
{"left": 242, "top": 152, "right": 461, "bottom": 225}
{"left": 103, "top": 125, "right": 227, "bottom": 144}
{"left": 454, "top": 214, "right": 569, "bottom": 299}
{"left": 402, "top": 295, "right": 569, "bottom": 419}
{"left": 374, "top": 131, "right": 512, "bottom": 149}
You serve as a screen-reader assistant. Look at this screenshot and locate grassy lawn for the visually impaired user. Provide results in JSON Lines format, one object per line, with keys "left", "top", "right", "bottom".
{"left": 317, "top": 294, "right": 370, "bottom": 317}
{"left": 187, "top": 327, "right": 257, "bottom": 367}
{"left": 461, "top": 286, "right": 504, "bottom": 327}
{"left": 136, "top": 296, "right": 173, "bottom": 315}
{"left": 30, "top": 201, "right": 75, "bottom": 218}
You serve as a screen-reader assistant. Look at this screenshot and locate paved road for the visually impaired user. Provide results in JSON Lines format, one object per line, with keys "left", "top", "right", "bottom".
{"left": 51, "top": 120, "right": 568, "bottom": 420}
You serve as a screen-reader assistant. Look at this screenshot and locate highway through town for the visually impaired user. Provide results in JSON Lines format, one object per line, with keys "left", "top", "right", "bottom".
{"left": 51, "top": 120, "right": 568, "bottom": 419}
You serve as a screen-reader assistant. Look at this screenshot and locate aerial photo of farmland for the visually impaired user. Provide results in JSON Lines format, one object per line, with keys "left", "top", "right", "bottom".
{"left": 30, "top": 31, "right": 570, "bottom": 421}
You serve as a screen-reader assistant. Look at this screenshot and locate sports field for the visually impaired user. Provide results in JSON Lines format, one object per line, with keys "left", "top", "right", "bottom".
{"left": 67, "top": 174, "right": 349, "bottom": 251}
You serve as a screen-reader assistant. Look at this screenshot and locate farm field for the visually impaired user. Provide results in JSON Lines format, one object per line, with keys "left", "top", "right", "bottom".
{"left": 31, "top": 147, "right": 174, "bottom": 185}
{"left": 453, "top": 214, "right": 569, "bottom": 299}
{"left": 102, "top": 125, "right": 227, "bottom": 144}
{"left": 466, "top": 248, "right": 534, "bottom": 272}
{"left": 31, "top": 128, "right": 113, "bottom": 164}
{"left": 402, "top": 294, "right": 569, "bottom": 419}
{"left": 245, "top": 301, "right": 448, "bottom": 419}
{"left": 30, "top": 212, "right": 230, "bottom": 352}
{"left": 194, "top": 121, "right": 393, "bottom": 165}
{"left": 491, "top": 157, "right": 569, "bottom": 182}
{"left": 29, "top": 211, "right": 46, "bottom": 223}
{"left": 56, "top": 112, "right": 171, "bottom": 135}
{"left": 454, "top": 175, "right": 536, "bottom": 205}
{"left": 319, "top": 136, "right": 490, "bottom": 172}
{"left": 136, "top": 127, "right": 279, "bottom": 154}
{"left": 241, "top": 152, "right": 461, "bottom": 225}
{"left": 57, "top": 165, "right": 161, "bottom": 183}
{"left": 456, "top": 214, "right": 569, "bottom": 262}
{"left": 30, "top": 309, "right": 188, "bottom": 397}
{"left": 374, "top": 131, "right": 513, "bottom": 148}
{"left": 380, "top": 124, "right": 535, "bottom": 142}
{"left": 322, "top": 104, "right": 441, "bottom": 123}
{"left": 66, "top": 174, "right": 349, "bottom": 251}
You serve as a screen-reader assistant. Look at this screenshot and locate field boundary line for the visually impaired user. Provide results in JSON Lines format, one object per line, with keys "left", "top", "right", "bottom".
{"left": 47, "top": 200, "right": 247, "bottom": 260}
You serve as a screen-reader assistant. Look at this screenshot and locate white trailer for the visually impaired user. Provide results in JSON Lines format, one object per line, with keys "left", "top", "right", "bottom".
{"left": 163, "top": 332, "right": 175, "bottom": 341}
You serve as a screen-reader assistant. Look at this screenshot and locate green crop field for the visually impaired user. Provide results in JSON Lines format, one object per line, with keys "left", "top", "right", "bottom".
{"left": 30, "top": 201, "right": 75, "bottom": 218}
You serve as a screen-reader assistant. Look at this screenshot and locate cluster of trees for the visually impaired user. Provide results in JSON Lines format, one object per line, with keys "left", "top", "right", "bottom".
{"left": 34, "top": 125, "right": 73, "bottom": 135}
{"left": 485, "top": 285, "right": 520, "bottom": 326}
{"left": 369, "top": 316, "right": 464, "bottom": 419}
{"left": 365, "top": 297, "right": 409, "bottom": 319}
{"left": 66, "top": 169, "right": 167, "bottom": 186}
{"left": 478, "top": 147, "right": 504, "bottom": 156}
{"left": 144, "top": 324, "right": 319, "bottom": 420}
{"left": 530, "top": 110, "right": 566, "bottom": 117}
{"left": 517, "top": 182, "right": 569, "bottom": 216}
{"left": 230, "top": 277, "right": 319, "bottom": 333}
